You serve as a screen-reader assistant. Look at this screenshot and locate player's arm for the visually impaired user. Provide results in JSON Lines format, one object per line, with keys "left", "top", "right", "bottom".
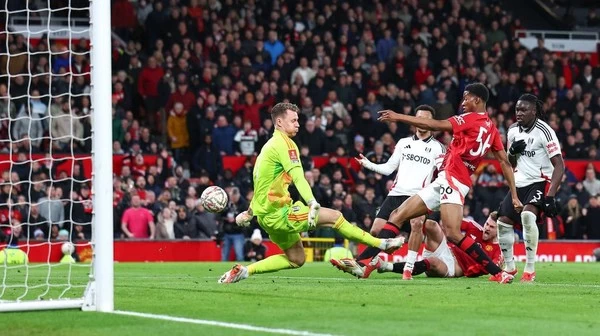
{"left": 506, "top": 128, "right": 524, "bottom": 168}
{"left": 277, "top": 142, "right": 316, "bottom": 204}
{"left": 542, "top": 129, "right": 564, "bottom": 217}
{"left": 492, "top": 149, "right": 522, "bottom": 212}
{"left": 356, "top": 143, "right": 401, "bottom": 175}
{"left": 547, "top": 155, "right": 564, "bottom": 197}
{"left": 288, "top": 166, "right": 316, "bottom": 204}
{"left": 377, "top": 110, "right": 453, "bottom": 132}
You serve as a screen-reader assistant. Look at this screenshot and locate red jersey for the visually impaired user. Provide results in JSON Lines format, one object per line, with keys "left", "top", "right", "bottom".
{"left": 450, "top": 218, "right": 502, "bottom": 277}
{"left": 441, "top": 113, "right": 504, "bottom": 187}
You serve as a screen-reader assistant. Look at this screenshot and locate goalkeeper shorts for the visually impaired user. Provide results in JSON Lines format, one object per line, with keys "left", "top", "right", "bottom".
{"left": 258, "top": 201, "right": 310, "bottom": 250}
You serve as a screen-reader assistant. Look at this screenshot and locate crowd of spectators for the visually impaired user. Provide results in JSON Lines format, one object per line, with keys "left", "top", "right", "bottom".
{"left": 2, "top": 1, "right": 600, "bottom": 259}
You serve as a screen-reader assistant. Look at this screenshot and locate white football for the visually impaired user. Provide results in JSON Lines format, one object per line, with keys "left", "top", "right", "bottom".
{"left": 61, "top": 242, "right": 75, "bottom": 255}
{"left": 200, "top": 186, "right": 229, "bottom": 213}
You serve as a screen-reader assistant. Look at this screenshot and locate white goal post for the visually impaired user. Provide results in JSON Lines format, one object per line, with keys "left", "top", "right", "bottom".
{"left": 0, "top": 0, "right": 113, "bottom": 312}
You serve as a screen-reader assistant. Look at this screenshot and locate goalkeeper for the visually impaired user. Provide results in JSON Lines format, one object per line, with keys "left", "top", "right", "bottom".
{"left": 219, "top": 103, "right": 404, "bottom": 283}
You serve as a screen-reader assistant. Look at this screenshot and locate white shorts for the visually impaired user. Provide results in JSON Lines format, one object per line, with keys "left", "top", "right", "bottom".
{"left": 422, "top": 237, "right": 456, "bottom": 277}
{"left": 417, "top": 171, "right": 470, "bottom": 211}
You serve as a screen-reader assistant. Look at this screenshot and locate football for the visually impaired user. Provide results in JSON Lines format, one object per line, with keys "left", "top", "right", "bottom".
{"left": 61, "top": 242, "right": 75, "bottom": 255}
{"left": 200, "top": 186, "right": 229, "bottom": 213}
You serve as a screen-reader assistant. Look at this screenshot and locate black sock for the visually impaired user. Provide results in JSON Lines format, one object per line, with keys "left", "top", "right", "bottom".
{"left": 356, "top": 223, "right": 400, "bottom": 262}
{"left": 411, "top": 260, "right": 430, "bottom": 275}
{"left": 392, "top": 262, "right": 406, "bottom": 273}
{"left": 458, "top": 235, "right": 502, "bottom": 275}
{"left": 391, "top": 260, "right": 430, "bottom": 275}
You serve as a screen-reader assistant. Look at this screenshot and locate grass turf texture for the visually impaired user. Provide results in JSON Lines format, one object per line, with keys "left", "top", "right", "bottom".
{"left": 2, "top": 262, "right": 599, "bottom": 336}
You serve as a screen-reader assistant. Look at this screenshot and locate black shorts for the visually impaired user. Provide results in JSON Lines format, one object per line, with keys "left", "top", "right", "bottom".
{"left": 376, "top": 196, "right": 411, "bottom": 233}
{"left": 498, "top": 181, "right": 547, "bottom": 223}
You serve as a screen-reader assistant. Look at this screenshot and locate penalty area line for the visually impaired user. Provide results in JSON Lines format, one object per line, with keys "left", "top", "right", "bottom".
{"left": 111, "top": 310, "right": 337, "bottom": 336}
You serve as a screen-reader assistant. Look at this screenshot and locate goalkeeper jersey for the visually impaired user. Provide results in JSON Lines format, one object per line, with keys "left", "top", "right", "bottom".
{"left": 250, "top": 129, "right": 302, "bottom": 217}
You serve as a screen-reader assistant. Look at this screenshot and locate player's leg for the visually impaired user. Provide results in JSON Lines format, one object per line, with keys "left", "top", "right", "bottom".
{"left": 521, "top": 202, "right": 540, "bottom": 282}
{"left": 402, "top": 215, "right": 426, "bottom": 280}
{"left": 439, "top": 175, "right": 511, "bottom": 283}
{"left": 353, "top": 194, "right": 430, "bottom": 265}
{"left": 370, "top": 218, "right": 387, "bottom": 236}
{"left": 219, "top": 213, "right": 306, "bottom": 283}
{"left": 496, "top": 191, "right": 519, "bottom": 274}
{"left": 353, "top": 196, "right": 408, "bottom": 264}
{"left": 317, "top": 206, "right": 403, "bottom": 251}
{"left": 377, "top": 218, "right": 447, "bottom": 277}
{"left": 369, "top": 196, "right": 407, "bottom": 236}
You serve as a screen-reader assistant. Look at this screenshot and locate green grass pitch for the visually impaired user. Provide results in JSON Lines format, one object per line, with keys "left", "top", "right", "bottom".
{"left": 2, "top": 262, "right": 600, "bottom": 336}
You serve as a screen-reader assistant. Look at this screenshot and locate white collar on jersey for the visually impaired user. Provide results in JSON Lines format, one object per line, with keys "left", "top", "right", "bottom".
{"left": 412, "top": 134, "right": 434, "bottom": 142}
{"left": 518, "top": 118, "right": 538, "bottom": 134}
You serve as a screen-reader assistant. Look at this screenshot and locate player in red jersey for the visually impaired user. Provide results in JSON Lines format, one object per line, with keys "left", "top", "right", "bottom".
{"left": 371, "top": 212, "right": 502, "bottom": 278}
{"left": 376, "top": 83, "right": 522, "bottom": 284}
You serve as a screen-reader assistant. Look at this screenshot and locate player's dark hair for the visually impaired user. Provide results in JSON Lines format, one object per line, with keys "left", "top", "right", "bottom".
{"left": 518, "top": 93, "right": 544, "bottom": 119}
{"left": 490, "top": 211, "right": 498, "bottom": 221}
{"left": 415, "top": 104, "right": 436, "bottom": 118}
{"left": 270, "top": 102, "right": 300, "bottom": 121}
{"left": 465, "top": 83, "right": 489, "bottom": 104}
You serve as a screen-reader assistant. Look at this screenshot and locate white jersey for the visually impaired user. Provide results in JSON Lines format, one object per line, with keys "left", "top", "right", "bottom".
{"left": 507, "top": 119, "right": 561, "bottom": 188}
{"left": 362, "top": 135, "right": 445, "bottom": 196}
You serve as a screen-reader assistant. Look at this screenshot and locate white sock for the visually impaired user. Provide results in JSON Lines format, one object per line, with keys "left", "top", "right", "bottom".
{"left": 521, "top": 211, "right": 539, "bottom": 273}
{"left": 404, "top": 250, "right": 417, "bottom": 272}
{"left": 381, "top": 261, "right": 393, "bottom": 272}
{"left": 497, "top": 220, "right": 516, "bottom": 272}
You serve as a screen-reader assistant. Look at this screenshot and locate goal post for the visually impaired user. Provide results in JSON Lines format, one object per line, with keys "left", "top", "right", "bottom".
{"left": 89, "top": 0, "right": 114, "bottom": 313}
{"left": 0, "top": 0, "right": 113, "bottom": 312}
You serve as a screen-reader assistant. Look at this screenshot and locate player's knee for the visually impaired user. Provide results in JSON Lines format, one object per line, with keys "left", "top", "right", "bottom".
{"left": 369, "top": 227, "right": 380, "bottom": 236}
{"left": 289, "top": 254, "right": 305, "bottom": 268}
{"left": 410, "top": 218, "right": 424, "bottom": 232}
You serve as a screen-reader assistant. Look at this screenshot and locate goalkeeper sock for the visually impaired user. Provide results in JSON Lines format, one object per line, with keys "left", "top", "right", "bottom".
{"left": 355, "top": 223, "right": 399, "bottom": 261}
{"left": 521, "top": 211, "right": 539, "bottom": 273}
{"left": 247, "top": 254, "right": 299, "bottom": 275}
{"left": 403, "top": 250, "right": 418, "bottom": 273}
{"left": 392, "top": 260, "right": 430, "bottom": 275}
{"left": 458, "top": 235, "right": 502, "bottom": 275}
{"left": 333, "top": 216, "right": 381, "bottom": 249}
{"left": 498, "top": 219, "right": 516, "bottom": 272}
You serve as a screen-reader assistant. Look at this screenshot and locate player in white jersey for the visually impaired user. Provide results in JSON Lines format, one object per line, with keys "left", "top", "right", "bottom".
{"left": 494, "top": 94, "right": 564, "bottom": 282}
{"left": 330, "top": 105, "right": 445, "bottom": 279}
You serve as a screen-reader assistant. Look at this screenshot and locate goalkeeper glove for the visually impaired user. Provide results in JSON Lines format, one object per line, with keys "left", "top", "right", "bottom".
{"left": 543, "top": 196, "right": 558, "bottom": 218}
{"left": 508, "top": 139, "right": 527, "bottom": 156}
{"left": 235, "top": 210, "right": 253, "bottom": 227}
{"left": 307, "top": 200, "right": 320, "bottom": 229}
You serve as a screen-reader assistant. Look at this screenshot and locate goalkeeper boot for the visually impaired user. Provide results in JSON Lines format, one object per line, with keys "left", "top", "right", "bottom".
{"left": 362, "top": 256, "right": 384, "bottom": 279}
{"left": 381, "top": 237, "right": 405, "bottom": 254}
{"left": 520, "top": 271, "right": 536, "bottom": 283}
{"left": 218, "top": 264, "right": 249, "bottom": 284}
{"left": 330, "top": 258, "right": 365, "bottom": 278}
{"left": 488, "top": 268, "right": 517, "bottom": 282}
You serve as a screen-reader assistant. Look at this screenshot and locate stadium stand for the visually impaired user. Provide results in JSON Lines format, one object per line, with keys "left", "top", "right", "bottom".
{"left": 1, "top": 0, "right": 600, "bottom": 259}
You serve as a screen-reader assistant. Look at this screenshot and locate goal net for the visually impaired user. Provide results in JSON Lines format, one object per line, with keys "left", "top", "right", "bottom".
{"left": 0, "top": 0, "right": 112, "bottom": 312}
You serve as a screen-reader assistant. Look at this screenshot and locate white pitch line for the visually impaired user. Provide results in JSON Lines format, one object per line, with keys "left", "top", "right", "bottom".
{"left": 112, "top": 310, "right": 338, "bottom": 336}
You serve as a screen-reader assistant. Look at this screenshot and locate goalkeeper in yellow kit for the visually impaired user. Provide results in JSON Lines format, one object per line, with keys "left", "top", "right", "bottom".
{"left": 219, "top": 103, "right": 404, "bottom": 283}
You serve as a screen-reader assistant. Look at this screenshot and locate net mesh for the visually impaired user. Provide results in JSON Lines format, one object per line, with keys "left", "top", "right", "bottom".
{"left": 0, "top": 1, "right": 93, "bottom": 303}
